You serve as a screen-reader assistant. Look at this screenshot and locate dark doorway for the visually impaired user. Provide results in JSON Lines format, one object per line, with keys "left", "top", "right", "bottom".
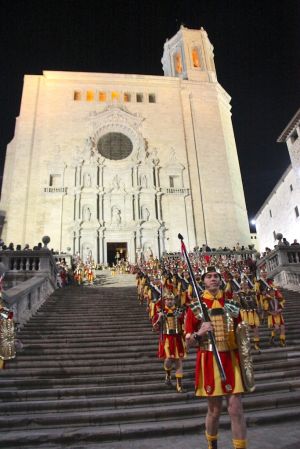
{"left": 107, "top": 242, "right": 127, "bottom": 266}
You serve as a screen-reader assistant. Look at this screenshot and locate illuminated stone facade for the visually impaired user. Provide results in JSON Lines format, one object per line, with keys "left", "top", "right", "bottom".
{"left": 1, "top": 27, "right": 250, "bottom": 262}
{"left": 255, "top": 109, "right": 300, "bottom": 251}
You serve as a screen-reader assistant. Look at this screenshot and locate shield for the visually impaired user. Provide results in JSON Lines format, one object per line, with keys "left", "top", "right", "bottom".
{"left": 236, "top": 321, "right": 255, "bottom": 392}
{"left": 0, "top": 317, "right": 16, "bottom": 360}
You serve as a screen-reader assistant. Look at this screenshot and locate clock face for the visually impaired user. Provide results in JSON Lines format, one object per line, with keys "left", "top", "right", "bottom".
{"left": 97, "top": 132, "right": 133, "bottom": 160}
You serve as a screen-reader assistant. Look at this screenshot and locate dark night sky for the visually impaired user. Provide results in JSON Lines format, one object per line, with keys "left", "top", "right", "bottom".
{"left": 1, "top": 0, "right": 299, "bottom": 222}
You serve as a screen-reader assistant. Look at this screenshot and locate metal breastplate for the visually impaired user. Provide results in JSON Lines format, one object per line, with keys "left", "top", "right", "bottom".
{"left": 199, "top": 308, "right": 237, "bottom": 352}
{"left": 163, "top": 312, "right": 181, "bottom": 335}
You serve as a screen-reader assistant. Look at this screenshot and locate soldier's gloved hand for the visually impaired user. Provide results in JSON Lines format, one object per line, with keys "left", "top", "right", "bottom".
{"left": 197, "top": 321, "right": 213, "bottom": 337}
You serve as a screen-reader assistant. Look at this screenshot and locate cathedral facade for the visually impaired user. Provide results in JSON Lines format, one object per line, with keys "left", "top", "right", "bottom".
{"left": 0, "top": 27, "right": 250, "bottom": 263}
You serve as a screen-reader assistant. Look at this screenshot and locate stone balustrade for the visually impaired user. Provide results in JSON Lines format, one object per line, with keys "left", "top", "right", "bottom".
{"left": 0, "top": 249, "right": 58, "bottom": 326}
{"left": 2, "top": 275, "right": 56, "bottom": 327}
{"left": 162, "top": 249, "right": 258, "bottom": 260}
{"left": 257, "top": 246, "right": 300, "bottom": 290}
{"left": 163, "top": 187, "right": 190, "bottom": 195}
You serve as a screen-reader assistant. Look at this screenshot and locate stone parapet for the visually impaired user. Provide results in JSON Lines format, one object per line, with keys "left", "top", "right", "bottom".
{"left": 0, "top": 249, "right": 58, "bottom": 326}
{"left": 257, "top": 246, "right": 300, "bottom": 290}
{"left": 2, "top": 275, "right": 56, "bottom": 327}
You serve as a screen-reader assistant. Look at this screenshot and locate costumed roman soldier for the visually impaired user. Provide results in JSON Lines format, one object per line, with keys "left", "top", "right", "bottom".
{"left": 177, "top": 269, "right": 193, "bottom": 308}
{"left": 147, "top": 273, "right": 163, "bottom": 320}
{"left": 185, "top": 266, "right": 254, "bottom": 449}
{"left": 152, "top": 289, "right": 186, "bottom": 393}
{"left": 136, "top": 269, "right": 145, "bottom": 304}
{"left": 263, "top": 281, "right": 286, "bottom": 347}
{"left": 73, "top": 263, "right": 83, "bottom": 286}
{"left": 237, "top": 279, "right": 261, "bottom": 351}
{"left": 224, "top": 270, "right": 240, "bottom": 300}
{"left": 86, "top": 263, "right": 95, "bottom": 285}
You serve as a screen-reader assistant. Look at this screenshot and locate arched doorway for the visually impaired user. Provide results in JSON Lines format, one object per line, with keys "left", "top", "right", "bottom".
{"left": 107, "top": 242, "right": 127, "bottom": 266}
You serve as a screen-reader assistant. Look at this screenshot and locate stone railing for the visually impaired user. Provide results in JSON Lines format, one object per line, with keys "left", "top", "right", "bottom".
{"left": 257, "top": 246, "right": 300, "bottom": 290}
{"left": 162, "top": 249, "right": 258, "bottom": 260}
{"left": 44, "top": 187, "right": 67, "bottom": 193}
{"left": 2, "top": 275, "right": 56, "bottom": 327}
{"left": 162, "top": 188, "right": 190, "bottom": 195}
{"left": 0, "top": 249, "right": 58, "bottom": 326}
{"left": 0, "top": 249, "right": 58, "bottom": 287}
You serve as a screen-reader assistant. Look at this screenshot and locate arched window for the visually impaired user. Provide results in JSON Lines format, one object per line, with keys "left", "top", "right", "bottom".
{"left": 86, "top": 90, "right": 94, "bottom": 101}
{"left": 74, "top": 91, "right": 81, "bottom": 101}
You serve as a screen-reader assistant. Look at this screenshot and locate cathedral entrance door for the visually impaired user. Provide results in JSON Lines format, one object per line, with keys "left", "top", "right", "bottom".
{"left": 107, "top": 242, "right": 127, "bottom": 266}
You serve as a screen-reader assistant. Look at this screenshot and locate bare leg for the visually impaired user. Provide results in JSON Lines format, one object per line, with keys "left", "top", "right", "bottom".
{"left": 226, "top": 394, "right": 247, "bottom": 440}
{"left": 174, "top": 358, "right": 183, "bottom": 392}
{"left": 206, "top": 396, "right": 223, "bottom": 436}
{"left": 174, "top": 358, "right": 183, "bottom": 376}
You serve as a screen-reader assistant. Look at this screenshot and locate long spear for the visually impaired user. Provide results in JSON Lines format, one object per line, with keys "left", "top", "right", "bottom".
{"left": 178, "top": 233, "right": 226, "bottom": 382}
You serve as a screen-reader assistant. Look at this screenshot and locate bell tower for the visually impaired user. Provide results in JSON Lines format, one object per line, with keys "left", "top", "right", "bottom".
{"left": 161, "top": 26, "right": 217, "bottom": 83}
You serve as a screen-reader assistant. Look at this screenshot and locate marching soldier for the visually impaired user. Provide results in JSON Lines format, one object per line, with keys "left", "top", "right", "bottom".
{"left": 185, "top": 266, "right": 253, "bottom": 449}
{"left": 147, "top": 273, "right": 163, "bottom": 320}
{"left": 177, "top": 269, "right": 193, "bottom": 308}
{"left": 237, "top": 280, "right": 261, "bottom": 351}
{"left": 263, "top": 285, "right": 286, "bottom": 347}
{"left": 152, "top": 289, "right": 186, "bottom": 393}
{"left": 86, "top": 263, "right": 95, "bottom": 285}
{"left": 73, "top": 263, "right": 83, "bottom": 286}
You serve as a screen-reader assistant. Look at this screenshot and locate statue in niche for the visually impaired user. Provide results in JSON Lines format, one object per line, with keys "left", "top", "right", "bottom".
{"left": 192, "top": 48, "right": 201, "bottom": 68}
{"left": 111, "top": 206, "right": 121, "bottom": 225}
{"left": 83, "top": 206, "right": 91, "bottom": 222}
{"left": 112, "top": 175, "right": 120, "bottom": 190}
{"left": 169, "top": 147, "right": 177, "bottom": 161}
{"left": 175, "top": 51, "right": 183, "bottom": 74}
{"left": 83, "top": 173, "right": 91, "bottom": 187}
{"left": 141, "top": 175, "right": 148, "bottom": 188}
{"left": 142, "top": 207, "right": 150, "bottom": 221}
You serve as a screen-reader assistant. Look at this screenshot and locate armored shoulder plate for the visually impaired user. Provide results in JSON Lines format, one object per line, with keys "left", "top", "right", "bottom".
{"left": 224, "top": 300, "right": 240, "bottom": 318}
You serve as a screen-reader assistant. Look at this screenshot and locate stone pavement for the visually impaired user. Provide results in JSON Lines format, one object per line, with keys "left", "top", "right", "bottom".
{"left": 53, "top": 421, "right": 300, "bottom": 449}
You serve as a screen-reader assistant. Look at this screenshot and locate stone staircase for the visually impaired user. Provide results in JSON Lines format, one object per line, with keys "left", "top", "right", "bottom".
{"left": 1, "top": 272, "right": 300, "bottom": 448}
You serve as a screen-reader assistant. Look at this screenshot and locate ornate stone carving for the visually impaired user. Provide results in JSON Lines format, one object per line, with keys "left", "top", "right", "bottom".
{"left": 87, "top": 105, "right": 146, "bottom": 162}
{"left": 111, "top": 206, "right": 121, "bottom": 225}
{"left": 82, "top": 206, "right": 91, "bottom": 222}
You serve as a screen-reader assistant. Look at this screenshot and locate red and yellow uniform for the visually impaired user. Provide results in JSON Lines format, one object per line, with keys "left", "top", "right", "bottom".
{"left": 153, "top": 304, "right": 186, "bottom": 359}
{"left": 153, "top": 293, "right": 186, "bottom": 393}
{"left": 74, "top": 265, "right": 83, "bottom": 285}
{"left": 238, "top": 283, "right": 261, "bottom": 351}
{"left": 263, "top": 287, "right": 286, "bottom": 346}
{"left": 86, "top": 265, "right": 95, "bottom": 284}
{"left": 185, "top": 290, "right": 244, "bottom": 397}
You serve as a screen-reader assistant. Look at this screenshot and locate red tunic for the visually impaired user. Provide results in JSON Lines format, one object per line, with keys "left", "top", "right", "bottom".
{"left": 185, "top": 290, "right": 244, "bottom": 397}
{"left": 153, "top": 306, "right": 186, "bottom": 360}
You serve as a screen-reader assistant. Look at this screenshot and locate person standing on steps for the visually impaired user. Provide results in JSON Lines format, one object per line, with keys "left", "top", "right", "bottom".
{"left": 185, "top": 266, "right": 254, "bottom": 449}
{"left": 263, "top": 285, "right": 286, "bottom": 347}
{"left": 152, "top": 289, "right": 186, "bottom": 393}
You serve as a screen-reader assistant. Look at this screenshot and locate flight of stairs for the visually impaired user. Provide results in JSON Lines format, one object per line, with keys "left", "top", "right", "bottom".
{"left": 0, "top": 273, "right": 300, "bottom": 448}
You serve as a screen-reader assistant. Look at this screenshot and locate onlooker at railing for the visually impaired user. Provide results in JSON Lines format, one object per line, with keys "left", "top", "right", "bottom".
{"left": 282, "top": 238, "right": 290, "bottom": 246}
{"left": 8, "top": 243, "right": 14, "bottom": 251}
{"left": 291, "top": 239, "right": 300, "bottom": 246}
{"left": 23, "top": 244, "right": 30, "bottom": 250}
{"left": 33, "top": 242, "right": 42, "bottom": 250}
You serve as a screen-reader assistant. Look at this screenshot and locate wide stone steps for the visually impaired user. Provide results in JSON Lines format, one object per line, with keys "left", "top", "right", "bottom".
{"left": 0, "top": 277, "right": 300, "bottom": 447}
{"left": 1, "top": 390, "right": 300, "bottom": 431}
